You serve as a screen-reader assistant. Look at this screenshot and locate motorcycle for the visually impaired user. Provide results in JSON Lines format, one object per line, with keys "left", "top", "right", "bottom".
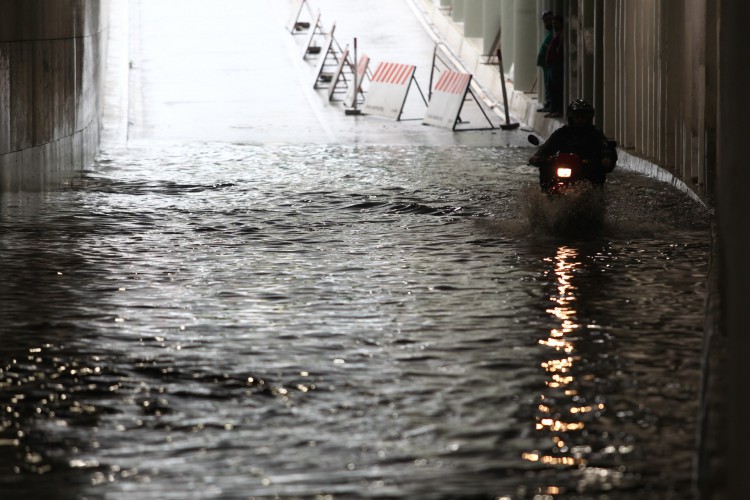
{"left": 527, "top": 134, "right": 617, "bottom": 196}
{"left": 528, "top": 134, "right": 587, "bottom": 196}
{"left": 525, "top": 134, "right": 615, "bottom": 234}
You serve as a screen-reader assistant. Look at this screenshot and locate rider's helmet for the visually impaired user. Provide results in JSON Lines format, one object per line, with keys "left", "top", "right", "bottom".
{"left": 567, "top": 99, "right": 595, "bottom": 127}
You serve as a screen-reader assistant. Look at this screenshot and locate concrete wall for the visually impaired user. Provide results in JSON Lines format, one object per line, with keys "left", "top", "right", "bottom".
{"left": 591, "top": 0, "right": 716, "bottom": 203}
{"left": 0, "top": 0, "right": 109, "bottom": 192}
{"left": 716, "top": 2, "right": 750, "bottom": 498}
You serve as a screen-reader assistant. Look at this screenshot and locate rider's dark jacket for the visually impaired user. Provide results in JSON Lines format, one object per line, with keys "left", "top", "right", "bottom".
{"left": 534, "top": 124, "right": 618, "bottom": 187}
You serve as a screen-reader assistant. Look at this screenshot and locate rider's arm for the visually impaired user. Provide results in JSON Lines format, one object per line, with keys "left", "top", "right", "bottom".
{"left": 528, "top": 128, "right": 570, "bottom": 166}
{"left": 536, "top": 129, "right": 565, "bottom": 158}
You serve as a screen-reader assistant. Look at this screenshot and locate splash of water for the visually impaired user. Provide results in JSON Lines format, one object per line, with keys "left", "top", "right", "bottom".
{"left": 522, "top": 182, "right": 608, "bottom": 237}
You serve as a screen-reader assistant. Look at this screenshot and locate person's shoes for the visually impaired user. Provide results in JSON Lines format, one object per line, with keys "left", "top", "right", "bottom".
{"left": 537, "top": 106, "right": 550, "bottom": 112}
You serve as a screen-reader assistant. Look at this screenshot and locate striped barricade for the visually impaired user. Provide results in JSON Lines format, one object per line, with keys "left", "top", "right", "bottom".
{"left": 423, "top": 70, "right": 472, "bottom": 130}
{"left": 362, "top": 62, "right": 417, "bottom": 120}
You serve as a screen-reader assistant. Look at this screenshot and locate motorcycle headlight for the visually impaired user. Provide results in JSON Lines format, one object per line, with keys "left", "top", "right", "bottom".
{"left": 556, "top": 167, "right": 573, "bottom": 178}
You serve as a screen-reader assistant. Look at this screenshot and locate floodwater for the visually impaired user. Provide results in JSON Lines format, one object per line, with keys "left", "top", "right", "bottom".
{"left": 0, "top": 142, "right": 709, "bottom": 499}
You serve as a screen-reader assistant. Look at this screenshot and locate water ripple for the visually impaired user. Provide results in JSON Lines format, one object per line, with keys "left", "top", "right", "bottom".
{"left": 0, "top": 143, "right": 709, "bottom": 498}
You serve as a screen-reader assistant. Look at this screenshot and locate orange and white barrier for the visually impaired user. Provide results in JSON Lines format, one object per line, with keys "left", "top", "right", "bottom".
{"left": 423, "top": 70, "right": 472, "bottom": 129}
{"left": 344, "top": 53, "right": 370, "bottom": 108}
{"left": 362, "top": 62, "right": 418, "bottom": 120}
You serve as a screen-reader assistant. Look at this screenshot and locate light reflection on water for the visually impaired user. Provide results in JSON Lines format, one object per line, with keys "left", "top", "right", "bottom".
{"left": 524, "top": 246, "right": 588, "bottom": 464}
{"left": 0, "top": 143, "right": 709, "bottom": 498}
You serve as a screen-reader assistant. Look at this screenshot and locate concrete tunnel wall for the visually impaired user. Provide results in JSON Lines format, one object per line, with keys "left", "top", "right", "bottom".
{"left": 0, "top": 0, "right": 109, "bottom": 192}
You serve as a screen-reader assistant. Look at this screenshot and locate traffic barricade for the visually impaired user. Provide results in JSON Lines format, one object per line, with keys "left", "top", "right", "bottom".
{"left": 423, "top": 70, "right": 472, "bottom": 129}
{"left": 302, "top": 10, "right": 326, "bottom": 59}
{"left": 362, "top": 62, "right": 426, "bottom": 120}
{"left": 422, "top": 44, "right": 498, "bottom": 131}
{"left": 327, "top": 45, "right": 352, "bottom": 100}
{"left": 286, "top": 0, "right": 314, "bottom": 34}
{"left": 345, "top": 52, "right": 370, "bottom": 109}
{"left": 311, "top": 23, "right": 344, "bottom": 89}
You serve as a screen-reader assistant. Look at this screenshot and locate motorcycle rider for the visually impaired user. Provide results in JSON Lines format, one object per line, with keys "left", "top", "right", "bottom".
{"left": 528, "top": 99, "right": 618, "bottom": 190}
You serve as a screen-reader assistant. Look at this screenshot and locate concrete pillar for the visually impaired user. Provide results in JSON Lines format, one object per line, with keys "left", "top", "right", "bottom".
{"left": 624, "top": 0, "right": 637, "bottom": 149}
{"left": 464, "top": 0, "right": 484, "bottom": 38}
{"left": 704, "top": 0, "right": 717, "bottom": 201}
{"left": 500, "top": 0, "right": 515, "bottom": 71}
{"left": 553, "top": 0, "right": 565, "bottom": 17}
{"left": 663, "top": 0, "right": 684, "bottom": 168}
{"left": 0, "top": 0, "right": 108, "bottom": 192}
{"left": 563, "top": 0, "right": 573, "bottom": 108}
{"left": 482, "top": 0, "right": 503, "bottom": 56}
{"left": 512, "top": 0, "right": 537, "bottom": 90}
{"left": 579, "top": 0, "right": 595, "bottom": 102}
{"left": 601, "top": 0, "right": 616, "bottom": 137}
{"left": 453, "top": 0, "right": 465, "bottom": 22}
{"left": 593, "top": 0, "right": 604, "bottom": 126}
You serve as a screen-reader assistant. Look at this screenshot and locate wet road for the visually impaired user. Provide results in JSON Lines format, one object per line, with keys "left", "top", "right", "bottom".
{"left": 0, "top": 1, "right": 710, "bottom": 498}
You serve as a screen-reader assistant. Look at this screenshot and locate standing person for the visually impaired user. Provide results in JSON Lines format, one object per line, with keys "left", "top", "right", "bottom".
{"left": 536, "top": 11, "right": 555, "bottom": 112}
{"left": 545, "top": 15, "right": 565, "bottom": 118}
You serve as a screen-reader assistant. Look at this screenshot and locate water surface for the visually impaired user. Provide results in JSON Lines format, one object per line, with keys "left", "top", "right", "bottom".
{"left": 0, "top": 143, "right": 709, "bottom": 498}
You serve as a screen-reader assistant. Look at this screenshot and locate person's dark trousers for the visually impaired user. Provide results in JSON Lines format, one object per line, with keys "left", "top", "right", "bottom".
{"left": 549, "top": 64, "right": 564, "bottom": 113}
{"left": 543, "top": 66, "right": 552, "bottom": 108}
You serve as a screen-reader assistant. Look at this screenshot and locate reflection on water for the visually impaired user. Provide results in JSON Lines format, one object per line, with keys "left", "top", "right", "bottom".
{"left": 523, "top": 246, "right": 613, "bottom": 497}
{"left": 0, "top": 143, "right": 709, "bottom": 498}
{"left": 524, "top": 246, "right": 589, "bottom": 468}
